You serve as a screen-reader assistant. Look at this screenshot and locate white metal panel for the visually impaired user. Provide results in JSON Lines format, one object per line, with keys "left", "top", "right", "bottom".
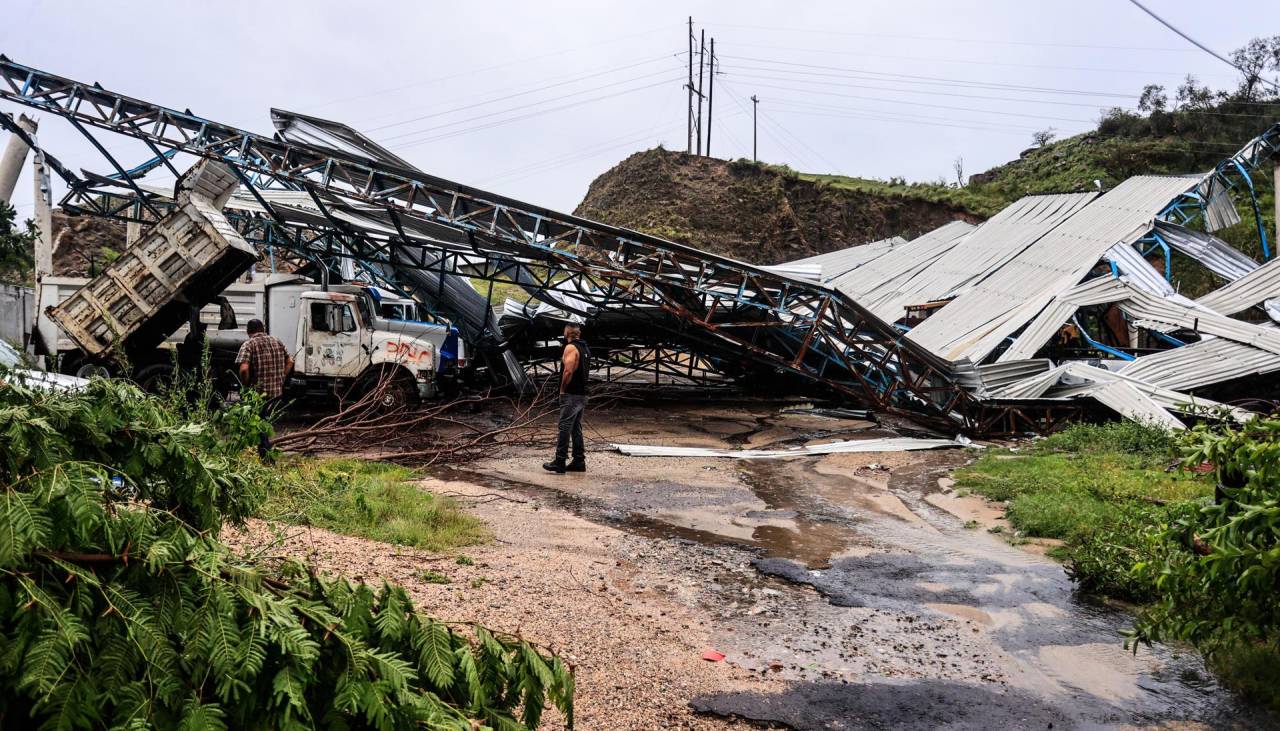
{"left": 613, "top": 436, "right": 970, "bottom": 458}
{"left": 932, "top": 194, "right": 1096, "bottom": 300}
{"left": 907, "top": 175, "right": 1203, "bottom": 362}
{"left": 858, "top": 193, "right": 1095, "bottom": 326}
{"left": 1155, "top": 221, "right": 1258, "bottom": 283}
{"left": 1118, "top": 337, "right": 1280, "bottom": 391}
{"left": 1197, "top": 254, "right": 1280, "bottom": 315}
{"left": 1087, "top": 380, "right": 1187, "bottom": 430}
{"left": 832, "top": 221, "right": 975, "bottom": 315}
{"left": 783, "top": 236, "right": 903, "bottom": 282}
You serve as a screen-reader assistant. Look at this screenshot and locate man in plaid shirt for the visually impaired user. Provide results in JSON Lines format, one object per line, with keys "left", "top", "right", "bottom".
{"left": 235, "top": 319, "right": 293, "bottom": 457}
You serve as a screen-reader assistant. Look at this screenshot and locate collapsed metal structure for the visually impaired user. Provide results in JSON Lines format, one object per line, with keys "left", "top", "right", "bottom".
{"left": 0, "top": 56, "right": 1277, "bottom": 434}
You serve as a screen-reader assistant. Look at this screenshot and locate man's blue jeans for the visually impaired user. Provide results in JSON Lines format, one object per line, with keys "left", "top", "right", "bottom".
{"left": 555, "top": 394, "right": 587, "bottom": 463}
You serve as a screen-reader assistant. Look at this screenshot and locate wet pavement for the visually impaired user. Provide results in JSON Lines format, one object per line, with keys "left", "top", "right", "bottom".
{"left": 436, "top": 402, "right": 1274, "bottom": 730}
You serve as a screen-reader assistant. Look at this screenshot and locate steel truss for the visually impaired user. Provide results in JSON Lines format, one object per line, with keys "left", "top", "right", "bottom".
{"left": 0, "top": 56, "right": 1080, "bottom": 434}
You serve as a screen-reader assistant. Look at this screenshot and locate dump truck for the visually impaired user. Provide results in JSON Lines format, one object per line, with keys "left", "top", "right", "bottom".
{"left": 43, "top": 160, "right": 457, "bottom": 405}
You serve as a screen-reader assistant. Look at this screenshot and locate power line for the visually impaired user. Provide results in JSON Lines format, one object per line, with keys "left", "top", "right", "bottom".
{"left": 726, "top": 40, "right": 1239, "bottom": 79}
{"left": 721, "top": 55, "right": 1135, "bottom": 98}
{"left": 377, "top": 69, "right": 679, "bottom": 144}
{"left": 761, "top": 97, "right": 1046, "bottom": 133}
{"left": 713, "top": 22, "right": 1197, "bottom": 52}
{"left": 387, "top": 77, "right": 679, "bottom": 151}
{"left": 718, "top": 82, "right": 813, "bottom": 168}
{"left": 299, "top": 22, "right": 681, "bottom": 110}
{"left": 771, "top": 106, "right": 1040, "bottom": 136}
{"left": 723, "top": 69, "right": 1123, "bottom": 109}
{"left": 736, "top": 79, "right": 1097, "bottom": 125}
{"left": 482, "top": 122, "right": 686, "bottom": 186}
{"left": 757, "top": 106, "right": 845, "bottom": 174}
{"left": 1125, "top": 0, "right": 1280, "bottom": 91}
{"left": 732, "top": 72, "right": 1280, "bottom": 119}
{"left": 364, "top": 53, "right": 684, "bottom": 133}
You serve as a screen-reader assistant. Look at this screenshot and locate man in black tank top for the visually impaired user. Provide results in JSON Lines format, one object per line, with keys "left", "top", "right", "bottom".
{"left": 544, "top": 322, "right": 591, "bottom": 473}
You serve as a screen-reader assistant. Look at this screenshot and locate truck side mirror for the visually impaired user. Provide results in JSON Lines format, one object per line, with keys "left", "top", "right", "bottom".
{"left": 217, "top": 297, "right": 237, "bottom": 330}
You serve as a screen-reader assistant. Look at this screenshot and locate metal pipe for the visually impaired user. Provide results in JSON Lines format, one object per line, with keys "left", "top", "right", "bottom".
{"left": 0, "top": 114, "right": 36, "bottom": 203}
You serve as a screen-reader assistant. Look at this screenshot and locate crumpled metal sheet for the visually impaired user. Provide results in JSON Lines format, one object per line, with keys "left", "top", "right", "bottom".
{"left": 613, "top": 436, "right": 973, "bottom": 459}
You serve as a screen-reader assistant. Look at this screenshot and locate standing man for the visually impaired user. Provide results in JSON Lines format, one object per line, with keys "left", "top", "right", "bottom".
{"left": 544, "top": 322, "right": 590, "bottom": 474}
{"left": 235, "top": 318, "right": 293, "bottom": 458}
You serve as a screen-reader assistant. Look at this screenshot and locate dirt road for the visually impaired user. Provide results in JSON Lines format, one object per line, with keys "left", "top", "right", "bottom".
{"left": 247, "top": 401, "right": 1273, "bottom": 729}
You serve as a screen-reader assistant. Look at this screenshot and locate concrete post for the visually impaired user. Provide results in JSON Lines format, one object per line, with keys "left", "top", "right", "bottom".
{"left": 31, "top": 146, "right": 58, "bottom": 362}
{"left": 0, "top": 114, "right": 37, "bottom": 204}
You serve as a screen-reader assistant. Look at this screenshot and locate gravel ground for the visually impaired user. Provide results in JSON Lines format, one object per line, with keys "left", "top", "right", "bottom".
{"left": 224, "top": 470, "right": 780, "bottom": 730}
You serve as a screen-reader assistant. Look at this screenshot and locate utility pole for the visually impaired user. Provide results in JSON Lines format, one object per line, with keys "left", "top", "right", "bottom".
{"left": 0, "top": 114, "right": 37, "bottom": 203}
{"left": 706, "top": 38, "right": 715, "bottom": 158}
{"left": 751, "top": 95, "right": 759, "bottom": 161}
{"left": 686, "top": 17, "right": 694, "bottom": 154}
{"left": 696, "top": 29, "right": 705, "bottom": 156}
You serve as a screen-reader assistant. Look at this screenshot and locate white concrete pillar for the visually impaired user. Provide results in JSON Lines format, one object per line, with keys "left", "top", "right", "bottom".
{"left": 31, "top": 146, "right": 58, "bottom": 362}
{"left": 0, "top": 114, "right": 37, "bottom": 204}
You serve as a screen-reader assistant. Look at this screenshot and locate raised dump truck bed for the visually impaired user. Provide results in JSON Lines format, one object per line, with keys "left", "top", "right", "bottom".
{"left": 48, "top": 161, "right": 257, "bottom": 360}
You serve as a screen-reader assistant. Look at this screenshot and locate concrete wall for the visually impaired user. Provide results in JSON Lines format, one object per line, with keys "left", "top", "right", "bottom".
{"left": 0, "top": 284, "right": 33, "bottom": 347}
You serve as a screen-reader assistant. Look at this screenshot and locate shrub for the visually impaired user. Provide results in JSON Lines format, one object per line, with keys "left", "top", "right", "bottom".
{"left": 0, "top": 379, "right": 572, "bottom": 729}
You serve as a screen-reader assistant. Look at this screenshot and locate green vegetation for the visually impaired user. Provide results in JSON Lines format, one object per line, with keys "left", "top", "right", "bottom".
{"left": 0, "top": 376, "right": 572, "bottom": 728}
{"left": 0, "top": 200, "right": 36, "bottom": 285}
{"left": 957, "top": 418, "right": 1280, "bottom": 710}
{"left": 419, "top": 569, "right": 452, "bottom": 585}
{"left": 1129, "top": 419, "right": 1280, "bottom": 709}
{"left": 264, "top": 458, "right": 490, "bottom": 553}
{"left": 798, "top": 173, "right": 1006, "bottom": 218}
{"left": 956, "top": 422, "right": 1197, "bottom": 554}
{"left": 471, "top": 278, "right": 530, "bottom": 308}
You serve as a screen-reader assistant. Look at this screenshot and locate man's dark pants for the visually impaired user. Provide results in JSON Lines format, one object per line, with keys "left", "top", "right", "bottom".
{"left": 555, "top": 394, "right": 587, "bottom": 464}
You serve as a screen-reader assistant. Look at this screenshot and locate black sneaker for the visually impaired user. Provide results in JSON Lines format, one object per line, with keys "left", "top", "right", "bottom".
{"left": 565, "top": 461, "right": 586, "bottom": 473}
{"left": 542, "top": 461, "right": 566, "bottom": 474}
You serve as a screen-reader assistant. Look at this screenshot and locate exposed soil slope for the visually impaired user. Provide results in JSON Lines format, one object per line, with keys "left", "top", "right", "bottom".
{"left": 574, "top": 149, "right": 980, "bottom": 265}
{"left": 50, "top": 209, "right": 127, "bottom": 277}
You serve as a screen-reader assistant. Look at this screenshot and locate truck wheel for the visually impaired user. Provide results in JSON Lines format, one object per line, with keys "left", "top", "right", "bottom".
{"left": 75, "top": 362, "right": 113, "bottom": 380}
{"left": 360, "top": 370, "right": 415, "bottom": 411}
{"left": 134, "top": 364, "right": 176, "bottom": 394}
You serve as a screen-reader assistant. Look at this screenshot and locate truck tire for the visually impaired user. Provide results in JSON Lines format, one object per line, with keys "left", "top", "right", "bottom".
{"left": 134, "top": 363, "right": 176, "bottom": 394}
{"left": 358, "top": 368, "right": 415, "bottom": 411}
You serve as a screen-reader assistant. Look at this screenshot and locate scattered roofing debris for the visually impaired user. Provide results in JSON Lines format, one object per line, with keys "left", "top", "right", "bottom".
{"left": 1, "top": 55, "right": 1277, "bottom": 435}
{"left": 613, "top": 436, "right": 972, "bottom": 459}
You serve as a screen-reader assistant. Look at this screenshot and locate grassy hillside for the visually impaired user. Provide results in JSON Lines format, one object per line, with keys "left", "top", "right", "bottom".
{"left": 574, "top": 150, "right": 981, "bottom": 264}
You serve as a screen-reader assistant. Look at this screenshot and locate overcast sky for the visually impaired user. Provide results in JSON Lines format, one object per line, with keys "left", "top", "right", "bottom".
{"left": 0, "top": 0, "right": 1271, "bottom": 220}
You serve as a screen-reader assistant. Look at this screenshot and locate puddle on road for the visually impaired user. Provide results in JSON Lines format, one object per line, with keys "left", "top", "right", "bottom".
{"left": 430, "top": 406, "right": 1271, "bottom": 729}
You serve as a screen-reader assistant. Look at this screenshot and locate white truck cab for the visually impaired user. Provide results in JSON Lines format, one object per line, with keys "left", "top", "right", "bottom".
{"left": 285, "top": 289, "right": 440, "bottom": 404}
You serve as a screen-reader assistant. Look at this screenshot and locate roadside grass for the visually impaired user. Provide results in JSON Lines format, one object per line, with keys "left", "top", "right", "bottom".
{"left": 1209, "top": 641, "right": 1280, "bottom": 711}
{"left": 954, "top": 421, "right": 1210, "bottom": 595}
{"left": 262, "top": 457, "right": 491, "bottom": 552}
{"left": 958, "top": 420, "right": 1280, "bottom": 711}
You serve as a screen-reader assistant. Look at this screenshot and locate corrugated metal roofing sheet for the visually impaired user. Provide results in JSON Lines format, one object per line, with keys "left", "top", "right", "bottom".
{"left": 784, "top": 236, "right": 903, "bottom": 282}
{"left": 993, "top": 361, "right": 1245, "bottom": 425}
{"left": 906, "top": 175, "right": 1204, "bottom": 363}
{"left": 832, "top": 221, "right": 975, "bottom": 311}
{"left": 613, "top": 436, "right": 970, "bottom": 458}
{"left": 1155, "top": 221, "right": 1259, "bottom": 283}
{"left": 1118, "top": 337, "right": 1280, "bottom": 391}
{"left": 1196, "top": 254, "right": 1280, "bottom": 315}
{"left": 1087, "top": 380, "right": 1187, "bottom": 430}
{"left": 861, "top": 193, "right": 1095, "bottom": 323}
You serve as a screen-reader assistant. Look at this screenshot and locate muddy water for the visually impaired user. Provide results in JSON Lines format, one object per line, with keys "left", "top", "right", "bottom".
{"left": 446, "top": 406, "right": 1272, "bottom": 729}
